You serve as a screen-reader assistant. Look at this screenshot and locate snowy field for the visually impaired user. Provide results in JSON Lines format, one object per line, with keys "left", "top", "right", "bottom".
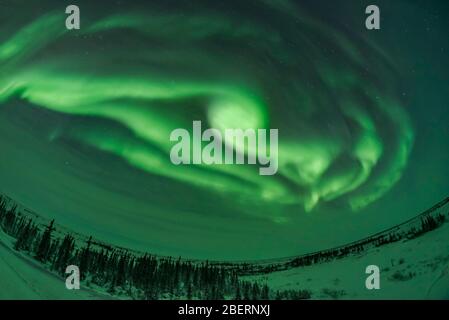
{"left": 244, "top": 222, "right": 449, "bottom": 299}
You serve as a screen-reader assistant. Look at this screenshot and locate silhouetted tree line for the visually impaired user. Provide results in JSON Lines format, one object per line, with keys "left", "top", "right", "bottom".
{"left": 234, "top": 203, "right": 449, "bottom": 275}
{"left": 0, "top": 196, "right": 272, "bottom": 299}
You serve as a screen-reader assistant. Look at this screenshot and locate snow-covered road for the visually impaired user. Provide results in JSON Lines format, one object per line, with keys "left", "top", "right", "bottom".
{"left": 0, "top": 233, "right": 109, "bottom": 300}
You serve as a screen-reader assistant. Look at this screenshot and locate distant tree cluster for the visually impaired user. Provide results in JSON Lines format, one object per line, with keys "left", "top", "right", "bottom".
{"left": 274, "top": 289, "right": 311, "bottom": 300}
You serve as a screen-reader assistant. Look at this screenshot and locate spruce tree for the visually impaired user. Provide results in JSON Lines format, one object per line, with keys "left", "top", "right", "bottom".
{"left": 36, "top": 219, "right": 55, "bottom": 262}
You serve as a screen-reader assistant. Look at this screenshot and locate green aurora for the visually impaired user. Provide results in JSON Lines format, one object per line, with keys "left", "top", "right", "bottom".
{"left": 0, "top": 0, "right": 448, "bottom": 260}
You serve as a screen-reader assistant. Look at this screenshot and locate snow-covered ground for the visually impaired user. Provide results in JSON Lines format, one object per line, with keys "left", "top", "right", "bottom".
{"left": 244, "top": 222, "right": 449, "bottom": 299}
{"left": 0, "top": 230, "right": 111, "bottom": 300}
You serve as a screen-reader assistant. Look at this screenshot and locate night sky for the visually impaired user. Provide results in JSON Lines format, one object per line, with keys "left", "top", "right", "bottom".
{"left": 0, "top": 0, "right": 448, "bottom": 260}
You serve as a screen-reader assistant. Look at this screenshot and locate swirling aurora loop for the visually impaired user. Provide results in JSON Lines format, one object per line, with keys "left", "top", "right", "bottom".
{"left": 0, "top": 1, "right": 413, "bottom": 217}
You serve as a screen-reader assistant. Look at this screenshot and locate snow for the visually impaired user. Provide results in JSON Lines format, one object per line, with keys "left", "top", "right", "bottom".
{"left": 0, "top": 229, "right": 111, "bottom": 299}
{"left": 243, "top": 222, "right": 449, "bottom": 299}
